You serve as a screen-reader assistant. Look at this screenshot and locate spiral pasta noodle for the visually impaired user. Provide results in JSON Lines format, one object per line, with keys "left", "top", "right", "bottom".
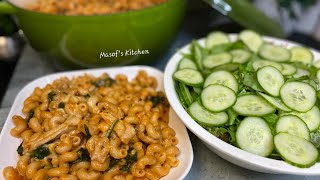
{"left": 3, "top": 71, "right": 179, "bottom": 180}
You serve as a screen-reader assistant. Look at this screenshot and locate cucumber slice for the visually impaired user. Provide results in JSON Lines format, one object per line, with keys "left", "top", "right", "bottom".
{"left": 201, "top": 84, "right": 236, "bottom": 112}
{"left": 259, "top": 43, "right": 291, "bottom": 62}
{"left": 205, "top": 31, "right": 230, "bottom": 48}
{"left": 276, "top": 115, "right": 310, "bottom": 141}
{"left": 178, "top": 58, "right": 197, "bottom": 70}
{"left": 229, "top": 40, "right": 248, "bottom": 50}
{"left": 313, "top": 60, "right": 320, "bottom": 69}
{"left": 193, "top": 87, "right": 202, "bottom": 95}
{"left": 317, "top": 70, "right": 320, "bottom": 81}
{"left": 293, "top": 68, "right": 310, "bottom": 78}
{"left": 290, "top": 46, "right": 313, "bottom": 64}
{"left": 257, "top": 66, "right": 284, "bottom": 97}
{"left": 230, "top": 49, "right": 251, "bottom": 64}
{"left": 204, "top": 70, "right": 238, "bottom": 92}
{"left": 193, "top": 41, "right": 204, "bottom": 71}
{"left": 232, "top": 95, "right": 276, "bottom": 116}
{"left": 190, "top": 90, "right": 199, "bottom": 101}
{"left": 179, "top": 83, "right": 193, "bottom": 106}
{"left": 239, "top": 30, "right": 263, "bottom": 53}
{"left": 236, "top": 117, "right": 274, "bottom": 157}
{"left": 252, "top": 60, "right": 283, "bottom": 71}
{"left": 203, "top": 52, "right": 232, "bottom": 69}
{"left": 274, "top": 132, "right": 318, "bottom": 168}
{"left": 280, "top": 82, "right": 316, "bottom": 112}
{"left": 213, "top": 63, "right": 240, "bottom": 72}
{"left": 287, "top": 106, "right": 320, "bottom": 132}
{"left": 174, "top": 82, "right": 188, "bottom": 109}
{"left": 173, "top": 69, "right": 204, "bottom": 87}
{"left": 257, "top": 92, "right": 291, "bottom": 112}
{"left": 280, "top": 63, "right": 297, "bottom": 76}
{"left": 210, "top": 43, "right": 232, "bottom": 54}
{"left": 188, "top": 101, "right": 228, "bottom": 126}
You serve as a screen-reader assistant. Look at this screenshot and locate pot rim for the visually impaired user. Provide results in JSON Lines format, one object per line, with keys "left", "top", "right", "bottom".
{"left": 5, "top": 0, "right": 182, "bottom": 18}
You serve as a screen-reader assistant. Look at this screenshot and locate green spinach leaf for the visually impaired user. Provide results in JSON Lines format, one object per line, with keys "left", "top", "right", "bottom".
{"left": 107, "top": 157, "right": 120, "bottom": 171}
{"left": 48, "top": 91, "right": 56, "bottom": 104}
{"left": 227, "top": 109, "right": 238, "bottom": 126}
{"left": 58, "top": 102, "right": 65, "bottom": 108}
{"left": 243, "top": 73, "right": 264, "bottom": 92}
{"left": 106, "top": 119, "right": 119, "bottom": 139}
{"left": 31, "top": 145, "right": 50, "bottom": 159}
{"left": 120, "top": 147, "right": 138, "bottom": 173}
{"left": 92, "top": 77, "right": 115, "bottom": 87}
{"left": 17, "top": 142, "right": 23, "bottom": 156}
{"left": 72, "top": 148, "right": 91, "bottom": 164}
{"left": 84, "top": 125, "right": 91, "bottom": 140}
{"left": 26, "top": 109, "right": 35, "bottom": 124}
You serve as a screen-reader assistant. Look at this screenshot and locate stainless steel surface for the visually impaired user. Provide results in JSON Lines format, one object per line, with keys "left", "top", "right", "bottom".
{"left": 0, "top": 31, "right": 24, "bottom": 61}
{"left": 202, "top": 0, "right": 231, "bottom": 15}
{"left": 314, "top": 19, "right": 320, "bottom": 41}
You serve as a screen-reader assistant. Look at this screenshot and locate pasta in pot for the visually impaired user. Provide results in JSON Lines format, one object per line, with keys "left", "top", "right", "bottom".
{"left": 3, "top": 71, "right": 179, "bottom": 180}
{"left": 28, "top": 0, "right": 168, "bottom": 15}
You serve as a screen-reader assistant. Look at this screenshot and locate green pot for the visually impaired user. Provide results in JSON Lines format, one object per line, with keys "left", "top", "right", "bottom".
{"left": 0, "top": 0, "right": 186, "bottom": 69}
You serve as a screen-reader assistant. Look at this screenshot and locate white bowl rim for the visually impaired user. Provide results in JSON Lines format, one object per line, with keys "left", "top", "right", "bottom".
{"left": 164, "top": 34, "right": 320, "bottom": 175}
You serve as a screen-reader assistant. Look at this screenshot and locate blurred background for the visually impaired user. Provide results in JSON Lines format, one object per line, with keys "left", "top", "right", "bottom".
{"left": 0, "top": 0, "right": 320, "bottom": 104}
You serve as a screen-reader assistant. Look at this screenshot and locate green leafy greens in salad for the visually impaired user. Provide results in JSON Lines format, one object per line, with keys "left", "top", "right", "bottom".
{"left": 30, "top": 144, "right": 50, "bottom": 160}
{"left": 173, "top": 29, "right": 320, "bottom": 168}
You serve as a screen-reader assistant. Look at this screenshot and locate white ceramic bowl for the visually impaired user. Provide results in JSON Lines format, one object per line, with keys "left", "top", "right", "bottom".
{"left": 164, "top": 34, "right": 320, "bottom": 175}
{"left": 0, "top": 66, "right": 193, "bottom": 180}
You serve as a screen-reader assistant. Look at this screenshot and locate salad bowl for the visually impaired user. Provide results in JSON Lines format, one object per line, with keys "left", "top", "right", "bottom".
{"left": 164, "top": 33, "right": 320, "bottom": 175}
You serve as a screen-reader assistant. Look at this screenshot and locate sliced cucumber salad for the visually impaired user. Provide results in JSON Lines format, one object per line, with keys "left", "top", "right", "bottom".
{"left": 173, "top": 29, "right": 320, "bottom": 168}
{"left": 236, "top": 117, "right": 274, "bottom": 157}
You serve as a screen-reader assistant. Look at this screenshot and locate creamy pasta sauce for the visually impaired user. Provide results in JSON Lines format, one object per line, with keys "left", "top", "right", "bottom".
{"left": 3, "top": 71, "right": 179, "bottom": 180}
{"left": 27, "top": 0, "right": 167, "bottom": 15}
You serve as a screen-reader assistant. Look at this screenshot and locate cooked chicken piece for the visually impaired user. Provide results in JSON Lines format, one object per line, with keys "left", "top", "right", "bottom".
{"left": 114, "top": 120, "right": 135, "bottom": 144}
{"left": 23, "top": 115, "right": 81, "bottom": 152}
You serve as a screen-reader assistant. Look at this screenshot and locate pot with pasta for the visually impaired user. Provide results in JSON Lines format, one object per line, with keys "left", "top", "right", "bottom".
{"left": 0, "top": 0, "right": 186, "bottom": 68}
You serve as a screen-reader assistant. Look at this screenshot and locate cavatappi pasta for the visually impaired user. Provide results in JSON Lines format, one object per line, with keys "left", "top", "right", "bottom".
{"left": 28, "top": 0, "right": 167, "bottom": 15}
{"left": 3, "top": 71, "right": 180, "bottom": 180}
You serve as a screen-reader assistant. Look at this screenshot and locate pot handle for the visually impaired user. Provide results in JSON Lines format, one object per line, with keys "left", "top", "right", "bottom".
{"left": 0, "top": 1, "right": 17, "bottom": 14}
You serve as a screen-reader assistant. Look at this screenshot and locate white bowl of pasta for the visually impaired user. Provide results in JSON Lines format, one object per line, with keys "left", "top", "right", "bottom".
{"left": 0, "top": 66, "right": 193, "bottom": 180}
{"left": 164, "top": 31, "right": 320, "bottom": 175}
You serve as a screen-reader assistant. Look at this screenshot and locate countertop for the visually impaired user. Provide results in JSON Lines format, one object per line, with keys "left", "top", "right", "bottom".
{"left": 0, "top": 10, "right": 319, "bottom": 179}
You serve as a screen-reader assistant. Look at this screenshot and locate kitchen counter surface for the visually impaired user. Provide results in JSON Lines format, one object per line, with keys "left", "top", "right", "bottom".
{"left": 0, "top": 10, "right": 319, "bottom": 179}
